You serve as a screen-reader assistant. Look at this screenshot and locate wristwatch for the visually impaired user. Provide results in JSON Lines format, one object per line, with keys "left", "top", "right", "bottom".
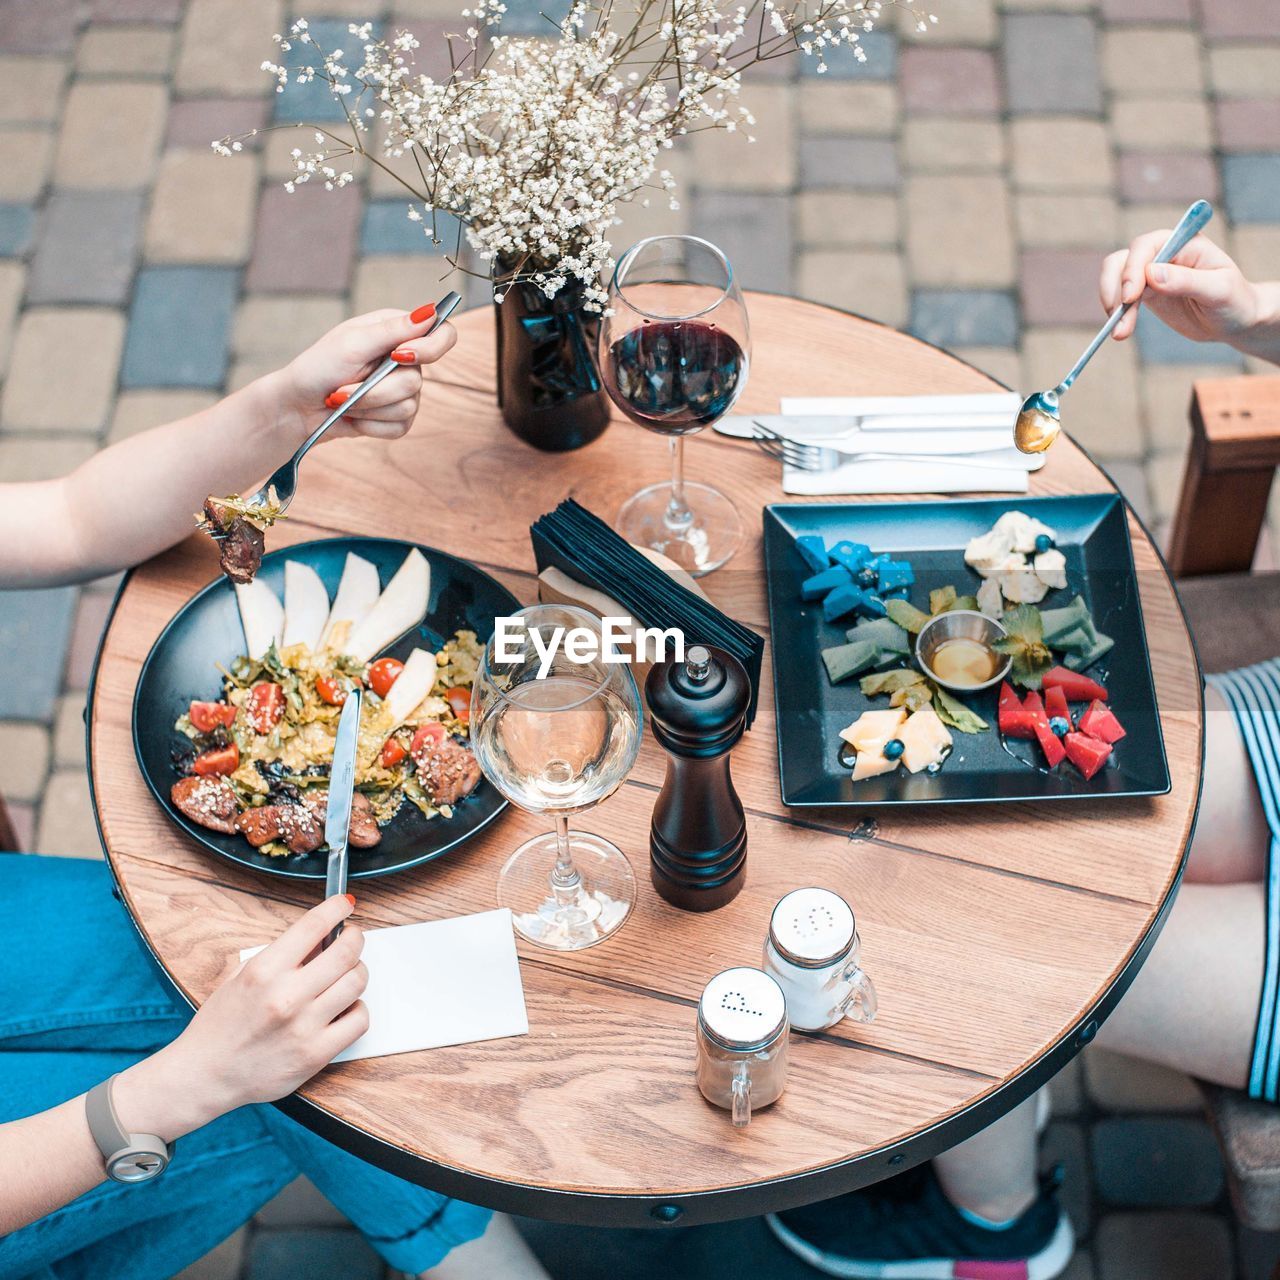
{"left": 85, "top": 1074, "right": 171, "bottom": 1183}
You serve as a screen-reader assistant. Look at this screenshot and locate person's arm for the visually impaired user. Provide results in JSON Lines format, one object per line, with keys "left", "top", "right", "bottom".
{"left": 0, "top": 305, "right": 455, "bottom": 590}
{"left": 1099, "top": 230, "right": 1280, "bottom": 366}
{"left": 0, "top": 894, "right": 366, "bottom": 1233}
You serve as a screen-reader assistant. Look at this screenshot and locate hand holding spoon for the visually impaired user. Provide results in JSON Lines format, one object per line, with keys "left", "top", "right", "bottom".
{"left": 1014, "top": 200, "right": 1214, "bottom": 454}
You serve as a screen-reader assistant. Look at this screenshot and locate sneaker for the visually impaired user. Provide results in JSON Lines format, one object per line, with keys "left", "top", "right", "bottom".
{"left": 765, "top": 1164, "right": 1074, "bottom": 1280}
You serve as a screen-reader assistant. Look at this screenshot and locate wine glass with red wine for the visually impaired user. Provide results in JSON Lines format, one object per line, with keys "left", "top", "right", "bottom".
{"left": 599, "top": 235, "right": 749, "bottom": 576}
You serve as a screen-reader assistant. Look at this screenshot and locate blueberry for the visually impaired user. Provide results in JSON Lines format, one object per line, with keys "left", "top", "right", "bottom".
{"left": 883, "top": 738, "right": 905, "bottom": 761}
{"left": 1035, "top": 533, "right": 1054, "bottom": 554}
{"left": 1049, "top": 716, "right": 1070, "bottom": 737}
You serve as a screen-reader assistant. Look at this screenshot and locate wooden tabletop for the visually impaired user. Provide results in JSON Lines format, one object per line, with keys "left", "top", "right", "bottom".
{"left": 89, "top": 294, "right": 1203, "bottom": 1227}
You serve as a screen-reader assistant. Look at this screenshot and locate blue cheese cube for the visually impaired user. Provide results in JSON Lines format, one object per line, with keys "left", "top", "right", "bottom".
{"left": 877, "top": 560, "right": 914, "bottom": 593}
{"left": 801, "top": 565, "right": 852, "bottom": 601}
{"left": 829, "top": 541, "right": 872, "bottom": 573}
{"left": 795, "top": 534, "right": 830, "bottom": 574}
{"left": 822, "top": 583, "right": 867, "bottom": 621}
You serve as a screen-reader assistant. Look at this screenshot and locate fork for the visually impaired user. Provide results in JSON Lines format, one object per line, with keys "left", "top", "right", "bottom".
{"left": 749, "top": 422, "right": 1024, "bottom": 473}
{"left": 238, "top": 290, "right": 462, "bottom": 517}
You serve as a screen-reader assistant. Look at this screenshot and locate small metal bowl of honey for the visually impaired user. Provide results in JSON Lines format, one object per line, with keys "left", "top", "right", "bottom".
{"left": 915, "top": 610, "right": 1012, "bottom": 695}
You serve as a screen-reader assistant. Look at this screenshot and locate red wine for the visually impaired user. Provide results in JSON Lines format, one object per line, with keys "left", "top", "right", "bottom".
{"left": 604, "top": 320, "right": 746, "bottom": 435}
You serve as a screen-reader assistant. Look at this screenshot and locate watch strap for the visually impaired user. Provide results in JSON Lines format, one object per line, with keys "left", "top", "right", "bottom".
{"left": 85, "top": 1074, "right": 170, "bottom": 1181}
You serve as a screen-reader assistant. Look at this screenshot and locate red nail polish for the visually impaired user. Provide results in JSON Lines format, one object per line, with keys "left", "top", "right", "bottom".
{"left": 344, "top": 893, "right": 356, "bottom": 908}
{"left": 390, "top": 349, "right": 416, "bottom": 364}
{"left": 325, "top": 389, "right": 349, "bottom": 409}
{"left": 409, "top": 302, "right": 436, "bottom": 324}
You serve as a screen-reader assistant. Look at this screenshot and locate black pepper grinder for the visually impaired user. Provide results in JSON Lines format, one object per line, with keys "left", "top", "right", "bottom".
{"left": 646, "top": 644, "right": 750, "bottom": 912}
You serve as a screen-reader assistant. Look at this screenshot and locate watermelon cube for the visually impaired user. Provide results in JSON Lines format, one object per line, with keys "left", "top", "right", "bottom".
{"left": 998, "top": 681, "right": 1037, "bottom": 740}
{"left": 1078, "top": 699, "right": 1126, "bottom": 745}
{"left": 1024, "top": 690, "right": 1065, "bottom": 768}
{"left": 1044, "top": 684, "right": 1071, "bottom": 726}
{"left": 795, "top": 534, "right": 830, "bottom": 574}
{"left": 1064, "top": 731, "right": 1112, "bottom": 780}
{"left": 801, "top": 565, "right": 852, "bottom": 601}
{"left": 1042, "top": 666, "right": 1107, "bottom": 702}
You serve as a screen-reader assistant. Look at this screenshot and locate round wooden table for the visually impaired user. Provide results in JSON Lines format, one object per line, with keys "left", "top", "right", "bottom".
{"left": 88, "top": 295, "right": 1204, "bottom": 1228}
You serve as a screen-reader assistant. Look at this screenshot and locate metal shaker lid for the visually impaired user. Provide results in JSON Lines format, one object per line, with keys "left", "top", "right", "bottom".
{"left": 645, "top": 644, "right": 750, "bottom": 756}
{"left": 769, "top": 888, "right": 855, "bottom": 969}
{"left": 698, "top": 967, "right": 787, "bottom": 1050}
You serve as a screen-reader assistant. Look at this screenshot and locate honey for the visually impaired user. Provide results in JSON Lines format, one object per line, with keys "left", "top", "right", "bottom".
{"left": 928, "top": 636, "right": 999, "bottom": 688}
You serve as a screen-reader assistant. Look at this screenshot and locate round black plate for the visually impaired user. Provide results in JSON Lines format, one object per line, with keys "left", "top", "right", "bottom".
{"left": 132, "top": 537, "right": 522, "bottom": 880}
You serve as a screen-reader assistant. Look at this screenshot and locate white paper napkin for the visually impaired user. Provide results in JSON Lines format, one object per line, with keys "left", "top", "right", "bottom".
{"left": 240, "top": 907, "right": 529, "bottom": 1063}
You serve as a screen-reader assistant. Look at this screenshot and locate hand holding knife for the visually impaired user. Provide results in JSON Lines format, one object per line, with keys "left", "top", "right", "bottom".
{"left": 323, "top": 686, "right": 363, "bottom": 948}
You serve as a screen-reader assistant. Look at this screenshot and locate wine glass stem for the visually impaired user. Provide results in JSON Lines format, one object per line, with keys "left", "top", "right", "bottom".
{"left": 549, "top": 811, "right": 582, "bottom": 902}
{"left": 665, "top": 436, "right": 692, "bottom": 533}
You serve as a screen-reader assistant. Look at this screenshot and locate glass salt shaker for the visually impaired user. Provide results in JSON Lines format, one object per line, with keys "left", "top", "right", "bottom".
{"left": 695, "top": 967, "right": 789, "bottom": 1128}
{"left": 763, "top": 888, "right": 878, "bottom": 1033}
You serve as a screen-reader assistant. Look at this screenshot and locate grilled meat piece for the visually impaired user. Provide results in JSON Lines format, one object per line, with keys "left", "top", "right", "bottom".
{"left": 171, "top": 775, "right": 239, "bottom": 834}
{"left": 302, "top": 789, "right": 382, "bottom": 848}
{"left": 235, "top": 801, "right": 325, "bottom": 854}
{"left": 201, "top": 497, "right": 264, "bottom": 585}
{"left": 413, "top": 738, "right": 482, "bottom": 808}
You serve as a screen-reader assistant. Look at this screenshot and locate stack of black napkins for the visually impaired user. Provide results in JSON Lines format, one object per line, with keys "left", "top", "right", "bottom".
{"left": 531, "top": 499, "right": 765, "bottom": 726}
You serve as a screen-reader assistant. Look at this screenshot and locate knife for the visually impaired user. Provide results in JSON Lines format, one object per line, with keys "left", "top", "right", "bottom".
{"left": 323, "top": 685, "right": 363, "bottom": 948}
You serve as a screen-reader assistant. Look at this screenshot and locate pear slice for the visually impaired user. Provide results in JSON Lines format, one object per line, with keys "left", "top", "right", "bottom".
{"left": 321, "top": 553, "right": 380, "bottom": 651}
{"left": 281, "top": 561, "right": 331, "bottom": 653}
{"left": 235, "top": 578, "right": 284, "bottom": 660}
{"left": 344, "top": 549, "right": 431, "bottom": 664}
{"left": 383, "top": 647, "right": 440, "bottom": 731}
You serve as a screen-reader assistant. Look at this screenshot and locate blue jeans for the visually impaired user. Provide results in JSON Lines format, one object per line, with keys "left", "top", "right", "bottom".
{"left": 0, "top": 855, "right": 491, "bottom": 1280}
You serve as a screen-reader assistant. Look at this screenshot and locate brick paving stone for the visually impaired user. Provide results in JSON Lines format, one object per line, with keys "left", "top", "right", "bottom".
{"left": 910, "top": 290, "right": 1019, "bottom": 348}
{"left": 1058, "top": 1256, "right": 1098, "bottom": 1280}
{"left": 226, "top": 357, "right": 283, "bottom": 392}
{"left": 798, "top": 32, "right": 897, "bottom": 81}
{"left": 1231, "top": 225, "right": 1280, "bottom": 282}
{"left": 1208, "top": 46, "right": 1280, "bottom": 100}
{"left": 0, "top": 128, "right": 55, "bottom": 201}
{"left": 0, "top": 436, "right": 98, "bottom": 480}
{"left": 122, "top": 266, "right": 238, "bottom": 387}
{"left": 0, "top": 589, "right": 76, "bottom": 719}
{"left": 1140, "top": 361, "right": 1242, "bottom": 452}
{"left": 0, "top": 57, "right": 69, "bottom": 123}
{"left": 1146, "top": 448, "right": 1187, "bottom": 523}
{"left": 797, "top": 82, "right": 898, "bottom": 136}
{"left": 1011, "top": 120, "right": 1114, "bottom": 192}
{"left": 797, "top": 192, "right": 899, "bottom": 248}
{"left": 2, "top": 307, "right": 126, "bottom": 432}
{"left": 691, "top": 193, "right": 793, "bottom": 294}
{"left": 1083, "top": 1044, "right": 1202, "bottom": 1111}
{"left": 0, "top": 205, "right": 36, "bottom": 256}
{"left": 1092, "top": 1116, "right": 1223, "bottom": 1207}
{"left": 1117, "top": 152, "right": 1218, "bottom": 204}
{"left": 902, "top": 119, "right": 1004, "bottom": 171}
{"left": 797, "top": 249, "right": 907, "bottom": 326}
{"left": 28, "top": 192, "right": 145, "bottom": 305}
{"left": 1119, "top": 201, "right": 1198, "bottom": 242}
{"left": 77, "top": 25, "right": 176, "bottom": 76}
{"left": 1101, "top": 28, "right": 1203, "bottom": 97}
{"left": 64, "top": 589, "right": 116, "bottom": 691}
{"left": 92, "top": 0, "right": 184, "bottom": 17}
{"left": 176, "top": 0, "right": 283, "bottom": 95}
{"left": 361, "top": 200, "right": 459, "bottom": 255}
{"left": 35, "top": 768, "right": 102, "bottom": 858}
{"left": 52, "top": 693, "right": 87, "bottom": 770}
{"left": 273, "top": 18, "right": 380, "bottom": 123}
{"left": 898, "top": 0, "right": 996, "bottom": 45}
{"left": 352, "top": 253, "right": 456, "bottom": 315}
{"left": 5, "top": 803, "right": 35, "bottom": 850}
{"left": 0, "top": 0, "right": 79, "bottom": 54}
{"left": 900, "top": 48, "right": 1001, "bottom": 115}
{"left": 1003, "top": 15, "right": 1102, "bottom": 115}
{"left": 0, "top": 723, "right": 51, "bottom": 803}
{"left": 1096, "top": 1211, "right": 1232, "bottom": 1280}
{"left": 1049, "top": 1053, "right": 1085, "bottom": 1118}
{"left": 0, "top": 262, "right": 21, "bottom": 378}
{"left": 172, "top": 1226, "right": 248, "bottom": 1280}
{"left": 798, "top": 137, "right": 899, "bottom": 191}
{"left": 1222, "top": 154, "right": 1280, "bottom": 225}
{"left": 952, "top": 346, "right": 1022, "bottom": 389}
{"left": 1216, "top": 100, "right": 1280, "bottom": 154}
{"left": 1023, "top": 326, "right": 1144, "bottom": 459}
{"left": 1042, "top": 1121, "right": 1093, "bottom": 1240}
{"left": 1238, "top": 1225, "right": 1280, "bottom": 1280}
{"left": 246, "top": 184, "right": 362, "bottom": 293}
{"left": 145, "top": 148, "right": 259, "bottom": 263}
{"left": 613, "top": 159, "right": 692, "bottom": 247}
{"left": 246, "top": 1228, "right": 382, "bottom": 1280}
{"left": 234, "top": 296, "right": 345, "bottom": 359}
{"left": 1200, "top": 0, "right": 1280, "bottom": 39}
{"left": 693, "top": 84, "right": 794, "bottom": 191}
{"left": 255, "top": 1177, "right": 350, "bottom": 1226}
{"left": 1101, "top": 0, "right": 1193, "bottom": 19}
{"left": 1021, "top": 249, "right": 1106, "bottom": 326}
{"left": 905, "top": 174, "right": 1016, "bottom": 288}
{"left": 1136, "top": 307, "right": 1244, "bottom": 367}
{"left": 54, "top": 81, "right": 169, "bottom": 189}
{"left": 108, "top": 388, "right": 219, "bottom": 443}
{"left": 1111, "top": 98, "right": 1212, "bottom": 152}
{"left": 1103, "top": 457, "right": 1152, "bottom": 521}
{"left": 167, "top": 97, "right": 270, "bottom": 147}
{"left": 1016, "top": 194, "right": 1121, "bottom": 248}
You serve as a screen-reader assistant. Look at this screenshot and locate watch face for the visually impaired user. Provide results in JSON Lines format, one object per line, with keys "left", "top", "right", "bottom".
{"left": 108, "top": 1150, "right": 168, "bottom": 1183}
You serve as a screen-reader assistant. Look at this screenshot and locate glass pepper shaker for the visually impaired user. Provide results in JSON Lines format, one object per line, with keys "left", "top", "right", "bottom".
{"left": 763, "top": 887, "right": 878, "bottom": 1033}
{"left": 695, "top": 967, "right": 789, "bottom": 1127}
{"left": 645, "top": 644, "right": 750, "bottom": 911}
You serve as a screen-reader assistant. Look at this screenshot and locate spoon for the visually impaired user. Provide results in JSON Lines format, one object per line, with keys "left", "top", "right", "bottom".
{"left": 1014, "top": 200, "right": 1214, "bottom": 455}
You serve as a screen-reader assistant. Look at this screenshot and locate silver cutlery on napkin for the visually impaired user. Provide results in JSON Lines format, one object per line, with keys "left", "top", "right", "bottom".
{"left": 749, "top": 422, "right": 1039, "bottom": 474}
{"left": 323, "top": 686, "right": 363, "bottom": 948}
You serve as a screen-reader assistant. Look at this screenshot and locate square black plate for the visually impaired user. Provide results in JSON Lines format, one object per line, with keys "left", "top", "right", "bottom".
{"left": 762, "top": 495, "right": 1171, "bottom": 807}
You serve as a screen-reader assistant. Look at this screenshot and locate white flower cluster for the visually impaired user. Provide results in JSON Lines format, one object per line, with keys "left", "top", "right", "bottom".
{"left": 219, "top": 0, "right": 926, "bottom": 308}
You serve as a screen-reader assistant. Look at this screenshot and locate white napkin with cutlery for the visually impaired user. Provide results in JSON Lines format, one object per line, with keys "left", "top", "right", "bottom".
{"left": 717, "top": 393, "right": 1038, "bottom": 495}
{"left": 241, "top": 907, "right": 529, "bottom": 1063}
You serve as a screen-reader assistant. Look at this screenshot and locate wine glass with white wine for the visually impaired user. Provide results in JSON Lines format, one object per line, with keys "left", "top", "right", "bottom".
{"left": 471, "top": 605, "right": 643, "bottom": 950}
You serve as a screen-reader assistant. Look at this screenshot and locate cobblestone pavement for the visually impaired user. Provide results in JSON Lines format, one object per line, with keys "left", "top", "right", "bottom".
{"left": 1, "top": 0, "right": 1278, "bottom": 1275}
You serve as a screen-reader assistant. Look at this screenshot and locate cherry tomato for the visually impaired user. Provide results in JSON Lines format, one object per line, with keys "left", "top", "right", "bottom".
{"left": 192, "top": 743, "right": 239, "bottom": 776}
{"left": 189, "top": 701, "right": 236, "bottom": 734}
{"left": 380, "top": 737, "right": 409, "bottom": 768}
{"left": 444, "top": 686, "right": 472, "bottom": 724}
{"left": 367, "top": 658, "right": 405, "bottom": 699}
{"left": 316, "top": 675, "right": 350, "bottom": 706}
{"left": 246, "top": 682, "right": 285, "bottom": 733}
{"left": 410, "top": 722, "right": 447, "bottom": 756}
